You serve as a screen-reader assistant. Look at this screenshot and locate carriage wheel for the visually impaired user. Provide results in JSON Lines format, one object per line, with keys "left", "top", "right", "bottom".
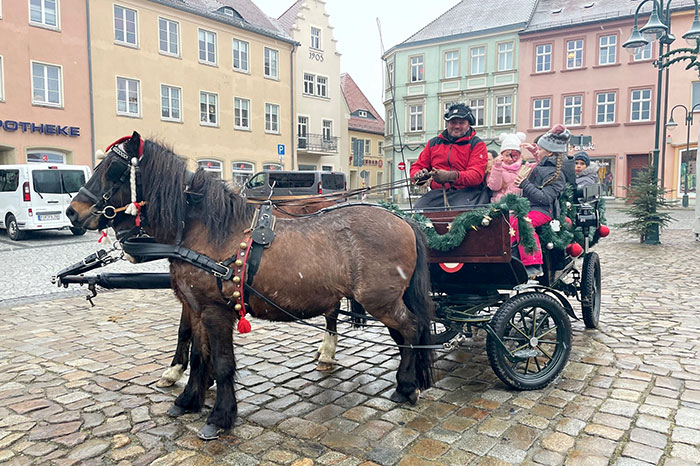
{"left": 580, "top": 252, "right": 601, "bottom": 329}
{"left": 486, "top": 292, "right": 571, "bottom": 390}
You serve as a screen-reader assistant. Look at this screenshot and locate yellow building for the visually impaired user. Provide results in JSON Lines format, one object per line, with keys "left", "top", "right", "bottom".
{"left": 88, "top": 0, "right": 297, "bottom": 186}
{"left": 340, "top": 74, "right": 386, "bottom": 198}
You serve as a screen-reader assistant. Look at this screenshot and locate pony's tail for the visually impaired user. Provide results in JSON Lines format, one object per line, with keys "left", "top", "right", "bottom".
{"left": 403, "top": 219, "right": 435, "bottom": 390}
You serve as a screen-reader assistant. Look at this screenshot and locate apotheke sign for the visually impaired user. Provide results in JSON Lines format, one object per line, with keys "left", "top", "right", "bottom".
{"left": 0, "top": 119, "right": 80, "bottom": 137}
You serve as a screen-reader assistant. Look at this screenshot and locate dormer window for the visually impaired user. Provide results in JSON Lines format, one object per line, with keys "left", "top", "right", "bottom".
{"left": 358, "top": 110, "right": 368, "bottom": 117}
{"left": 217, "top": 7, "right": 243, "bottom": 20}
{"left": 583, "top": 2, "right": 595, "bottom": 8}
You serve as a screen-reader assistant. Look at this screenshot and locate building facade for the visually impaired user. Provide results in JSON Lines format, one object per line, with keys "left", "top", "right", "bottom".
{"left": 382, "top": 0, "right": 537, "bottom": 202}
{"left": 0, "top": 0, "right": 92, "bottom": 166}
{"left": 340, "top": 73, "right": 385, "bottom": 196}
{"left": 277, "top": 0, "right": 348, "bottom": 174}
{"left": 88, "top": 0, "right": 296, "bottom": 185}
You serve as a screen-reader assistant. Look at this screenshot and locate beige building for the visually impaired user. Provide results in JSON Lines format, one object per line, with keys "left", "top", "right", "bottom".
{"left": 340, "top": 74, "right": 386, "bottom": 196}
{"left": 0, "top": 0, "right": 92, "bottom": 165}
{"left": 278, "top": 0, "right": 348, "bottom": 173}
{"left": 88, "top": 0, "right": 297, "bottom": 185}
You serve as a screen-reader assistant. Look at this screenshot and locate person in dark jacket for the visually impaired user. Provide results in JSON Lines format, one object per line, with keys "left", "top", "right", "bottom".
{"left": 574, "top": 151, "right": 600, "bottom": 187}
{"left": 513, "top": 124, "right": 570, "bottom": 278}
{"left": 410, "top": 103, "right": 488, "bottom": 208}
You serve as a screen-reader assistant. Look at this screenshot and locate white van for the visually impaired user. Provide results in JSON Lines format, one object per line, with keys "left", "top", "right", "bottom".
{"left": 0, "top": 164, "right": 92, "bottom": 240}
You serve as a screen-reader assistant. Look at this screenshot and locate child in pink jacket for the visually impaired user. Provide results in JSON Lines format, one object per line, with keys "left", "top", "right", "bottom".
{"left": 487, "top": 132, "right": 527, "bottom": 202}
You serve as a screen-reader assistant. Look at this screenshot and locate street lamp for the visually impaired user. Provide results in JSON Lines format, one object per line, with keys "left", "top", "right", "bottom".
{"left": 623, "top": 0, "right": 700, "bottom": 244}
{"left": 666, "top": 103, "right": 700, "bottom": 207}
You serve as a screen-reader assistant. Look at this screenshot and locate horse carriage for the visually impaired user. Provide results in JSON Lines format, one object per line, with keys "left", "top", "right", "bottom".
{"left": 56, "top": 132, "right": 605, "bottom": 439}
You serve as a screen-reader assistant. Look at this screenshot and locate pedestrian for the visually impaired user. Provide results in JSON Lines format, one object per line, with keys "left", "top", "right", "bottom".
{"left": 574, "top": 151, "right": 600, "bottom": 188}
{"left": 486, "top": 132, "right": 529, "bottom": 203}
{"left": 513, "top": 124, "right": 570, "bottom": 279}
{"left": 410, "top": 103, "right": 489, "bottom": 208}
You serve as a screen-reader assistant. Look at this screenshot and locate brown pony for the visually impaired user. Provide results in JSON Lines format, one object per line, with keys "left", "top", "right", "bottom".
{"left": 66, "top": 132, "right": 434, "bottom": 440}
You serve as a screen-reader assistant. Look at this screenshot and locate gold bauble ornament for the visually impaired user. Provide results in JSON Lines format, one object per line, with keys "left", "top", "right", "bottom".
{"left": 234, "top": 304, "right": 242, "bottom": 311}
{"left": 235, "top": 259, "right": 243, "bottom": 267}
{"left": 240, "top": 242, "right": 247, "bottom": 248}
{"left": 233, "top": 276, "right": 241, "bottom": 283}
{"left": 232, "top": 291, "right": 241, "bottom": 298}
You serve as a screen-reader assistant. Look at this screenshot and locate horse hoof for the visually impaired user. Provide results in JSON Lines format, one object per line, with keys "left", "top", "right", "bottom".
{"left": 198, "top": 423, "right": 223, "bottom": 441}
{"left": 408, "top": 389, "right": 421, "bottom": 405}
{"left": 156, "top": 378, "right": 175, "bottom": 388}
{"left": 316, "top": 361, "right": 334, "bottom": 371}
{"left": 167, "top": 405, "right": 187, "bottom": 417}
{"left": 157, "top": 365, "right": 184, "bottom": 387}
{"left": 313, "top": 351, "right": 320, "bottom": 361}
{"left": 389, "top": 390, "right": 409, "bottom": 403}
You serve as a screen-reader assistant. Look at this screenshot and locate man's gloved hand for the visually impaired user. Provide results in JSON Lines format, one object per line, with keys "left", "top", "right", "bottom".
{"left": 412, "top": 168, "right": 431, "bottom": 184}
{"left": 432, "top": 169, "right": 458, "bottom": 184}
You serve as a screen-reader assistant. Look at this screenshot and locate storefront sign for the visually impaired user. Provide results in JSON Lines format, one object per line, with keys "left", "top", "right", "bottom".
{"left": 0, "top": 120, "right": 80, "bottom": 137}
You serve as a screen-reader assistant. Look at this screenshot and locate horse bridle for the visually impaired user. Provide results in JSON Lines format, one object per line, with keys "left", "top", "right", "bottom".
{"left": 80, "top": 135, "right": 144, "bottom": 220}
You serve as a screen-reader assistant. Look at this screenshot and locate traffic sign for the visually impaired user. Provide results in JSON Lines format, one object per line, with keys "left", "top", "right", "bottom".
{"left": 398, "top": 161, "right": 406, "bottom": 171}
{"left": 277, "top": 144, "right": 285, "bottom": 156}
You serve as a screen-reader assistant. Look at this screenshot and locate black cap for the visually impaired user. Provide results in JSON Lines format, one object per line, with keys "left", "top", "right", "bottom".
{"left": 444, "top": 103, "right": 471, "bottom": 121}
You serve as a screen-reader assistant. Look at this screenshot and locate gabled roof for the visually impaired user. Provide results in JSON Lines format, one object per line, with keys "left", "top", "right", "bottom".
{"left": 148, "top": 0, "right": 294, "bottom": 43}
{"left": 277, "top": 0, "right": 303, "bottom": 35}
{"left": 340, "top": 73, "right": 385, "bottom": 135}
{"left": 395, "top": 0, "right": 538, "bottom": 50}
{"left": 524, "top": 0, "right": 697, "bottom": 33}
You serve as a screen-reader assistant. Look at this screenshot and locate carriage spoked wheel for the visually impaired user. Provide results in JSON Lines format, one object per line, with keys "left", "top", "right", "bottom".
{"left": 580, "top": 252, "right": 601, "bottom": 329}
{"left": 486, "top": 292, "right": 571, "bottom": 390}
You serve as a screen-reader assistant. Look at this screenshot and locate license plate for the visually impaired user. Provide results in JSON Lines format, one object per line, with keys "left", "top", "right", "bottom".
{"left": 38, "top": 214, "right": 60, "bottom": 221}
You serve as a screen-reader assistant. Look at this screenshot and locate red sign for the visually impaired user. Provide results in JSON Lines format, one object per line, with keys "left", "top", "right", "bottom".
{"left": 398, "top": 161, "right": 406, "bottom": 171}
{"left": 378, "top": 160, "right": 383, "bottom": 168}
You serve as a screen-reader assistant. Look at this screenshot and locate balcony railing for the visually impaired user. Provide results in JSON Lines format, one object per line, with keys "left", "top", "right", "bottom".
{"left": 297, "top": 133, "right": 339, "bottom": 153}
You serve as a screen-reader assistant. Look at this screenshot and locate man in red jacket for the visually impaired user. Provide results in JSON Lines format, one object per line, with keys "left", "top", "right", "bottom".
{"left": 410, "top": 103, "right": 489, "bottom": 208}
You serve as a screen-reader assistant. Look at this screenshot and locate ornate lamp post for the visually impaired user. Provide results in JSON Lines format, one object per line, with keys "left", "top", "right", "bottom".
{"left": 622, "top": 0, "right": 700, "bottom": 243}
{"left": 666, "top": 103, "right": 700, "bottom": 207}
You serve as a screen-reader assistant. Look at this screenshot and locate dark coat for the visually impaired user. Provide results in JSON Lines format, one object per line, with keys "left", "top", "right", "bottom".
{"left": 576, "top": 161, "right": 600, "bottom": 187}
{"left": 520, "top": 155, "right": 566, "bottom": 218}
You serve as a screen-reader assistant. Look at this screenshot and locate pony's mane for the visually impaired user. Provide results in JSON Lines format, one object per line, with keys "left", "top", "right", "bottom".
{"left": 140, "top": 140, "right": 252, "bottom": 244}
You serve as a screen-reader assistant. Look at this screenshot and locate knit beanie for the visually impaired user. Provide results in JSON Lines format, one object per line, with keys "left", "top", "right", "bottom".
{"left": 574, "top": 151, "right": 590, "bottom": 166}
{"left": 537, "top": 124, "right": 571, "bottom": 153}
{"left": 499, "top": 132, "right": 526, "bottom": 153}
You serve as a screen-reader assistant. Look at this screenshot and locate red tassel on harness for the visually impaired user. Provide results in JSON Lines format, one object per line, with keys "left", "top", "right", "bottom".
{"left": 133, "top": 202, "right": 142, "bottom": 226}
{"left": 237, "top": 311, "right": 251, "bottom": 333}
{"left": 97, "top": 230, "right": 108, "bottom": 243}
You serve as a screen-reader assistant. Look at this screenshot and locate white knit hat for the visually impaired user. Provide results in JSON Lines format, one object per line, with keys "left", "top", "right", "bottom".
{"left": 499, "top": 132, "right": 526, "bottom": 153}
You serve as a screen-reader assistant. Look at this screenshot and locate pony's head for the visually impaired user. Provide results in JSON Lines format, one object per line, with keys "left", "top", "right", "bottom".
{"left": 66, "top": 131, "right": 144, "bottom": 231}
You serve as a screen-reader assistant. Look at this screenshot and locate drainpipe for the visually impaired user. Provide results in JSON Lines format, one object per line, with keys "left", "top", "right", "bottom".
{"left": 289, "top": 44, "right": 297, "bottom": 170}
{"left": 85, "top": 0, "right": 96, "bottom": 167}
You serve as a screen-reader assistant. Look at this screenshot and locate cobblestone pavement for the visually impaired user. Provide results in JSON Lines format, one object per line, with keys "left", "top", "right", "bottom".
{"left": 0, "top": 228, "right": 699, "bottom": 465}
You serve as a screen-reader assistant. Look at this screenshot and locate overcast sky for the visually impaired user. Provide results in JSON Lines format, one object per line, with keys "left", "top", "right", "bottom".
{"left": 260, "top": 0, "right": 460, "bottom": 118}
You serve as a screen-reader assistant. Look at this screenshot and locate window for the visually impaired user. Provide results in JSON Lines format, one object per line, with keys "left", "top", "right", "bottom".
{"left": 160, "top": 84, "right": 181, "bottom": 122}
{"left": 496, "top": 96, "right": 512, "bottom": 125}
{"left": 114, "top": 5, "right": 137, "bottom": 46}
{"left": 469, "top": 98, "right": 485, "bottom": 126}
{"left": 533, "top": 98, "right": 551, "bottom": 128}
{"left": 386, "top": 62, "right": 394, "bottom": 88}
{"left": 32, "top": 62, "right": 61, "bottom": 106}
{"left": 471, "top": 46, "right": 485, "bottom": 74}
{"left": 263, "top": 163, "right": 282, "bottom": 171}
{"left": 198, "top": 160, "right": 222, "bottom": 179}
{"left": 0, "top": 170, "right": 20, "bottom": 192}
{"left": 310, "top": 27, "right": 321, "bottom": 50}
{"left": 116, "top": 77, "right": 139, "bottom": 116}
{"left": 233, "top": 39, "right": 249, "bottom": 72}
{"left": 630, "top": 88, "right": 652, "bottom": 121}
{"left": 298, "top": 116, "right": 308, "bottom": 148}
{"left": 358, "top": 110, "right": 368, "bottom": 117}
{"left": 410, "top": 56, "right": 424, "bottom": 82}
{"left": 198, "top": 29, "right": 216, "bottom": 65}
{"left": 536, "top": 44, "right": 552, "bottom": 72}
{"left": 0, "top": 56, "right": 4, "bottom": 101}
{"left": 634, "top": 41, "right": 652, "bottom": 61}
{"left": 443, "top": 100, "right": 459, "bottom": 129}
{"left": 316, "top": 76, "right": 327, "bottom": 98}
{"left": 599, "top": 35, "right": 617, "bottom": 65}
{"left": 200, "top": 91, "right": 217, "bottom": 125}
{"left": 596, "top": 92, "right": 616, "bottom": 124}
{"left": 564, "top": 95, "right": 582, "bottom": 126}
{"left": 387, "top": 109, "right": 394, "bottom": 134}
{"left": 234, "top": 97, "right": 250, "bottom": 129}
{"left": 692, "top": 82, "right": 700, "bottom": 108}
{"left": 444, "top": 51, "right": 459, "bottom": 78}
{"left": 566, "top": 39, "right": 583, "bottom": 69}
{"left": 364, "top": 139, "right": 371, "bottom": 155}
{"left": 323, "top": 120, "right": 333, "bottom": 141}
{"left": 409, "top": 104, "right": 423, "bottom": 132}
{"left": 378, "top": 141, "right": 383, "bottom": 155}
{"left": 30, "top": 0, "right": 58, "bottom": 28}
{"left": 26, "top": 151, "right": 65, "bottom": 164}
{"left": 303, "top": 73, "right": 314, "bottom": 95}
{"left": 232, "top": 161, "right": 254, "bottom": 187}
{"left": 158, "top": 18, "right": 179, "bottom": 56}
{"left": 265, "top": 103, "right": 279, "bottom": 133}
{"left": 264, "top": 48, "right": 279, "bottom": 79}
{"left": 498, "top": 42, "right": 513, "bottom": 71}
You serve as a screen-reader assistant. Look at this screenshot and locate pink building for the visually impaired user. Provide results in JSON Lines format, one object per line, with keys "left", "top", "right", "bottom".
{"left": 0, "top": 1, "right": 92, "bottom": 166}
{"left": 518, "top": 0, "right": 698, "bottom": 200}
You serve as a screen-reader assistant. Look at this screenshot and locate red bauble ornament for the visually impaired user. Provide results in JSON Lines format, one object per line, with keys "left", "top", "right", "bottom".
{"left": 566, "top": 243, "right": 583, "bottom": 257}
{"left": 598, "top": 225, "right": 610, "bottom": 237}
{"left": 565, "top": 217, "right": 572, "bottom": 225}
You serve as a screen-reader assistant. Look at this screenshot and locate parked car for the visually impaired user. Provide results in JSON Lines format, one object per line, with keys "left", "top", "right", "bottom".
{"left": 242, "top": 170, "right": 346, "bottom": 199}
{"left": 0, "top": 164, "right": 92, "bottom": 240}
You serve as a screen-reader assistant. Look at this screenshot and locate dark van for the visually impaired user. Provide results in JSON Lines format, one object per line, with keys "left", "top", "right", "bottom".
{"left": 242, "top": 171, "right": 346, "bottom": 199}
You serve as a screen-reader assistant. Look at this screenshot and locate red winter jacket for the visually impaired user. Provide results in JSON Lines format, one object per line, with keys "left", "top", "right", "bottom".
{"left": 410, "top": 129, "right": 488, "bottom": 191}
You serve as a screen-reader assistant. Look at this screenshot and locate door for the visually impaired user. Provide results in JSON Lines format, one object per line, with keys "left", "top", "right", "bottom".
{"left": 627, "top": 154, "right": 651, "bottom": 188}
{"left": 297, "top": 116, "right": 308, "bottom": 149}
